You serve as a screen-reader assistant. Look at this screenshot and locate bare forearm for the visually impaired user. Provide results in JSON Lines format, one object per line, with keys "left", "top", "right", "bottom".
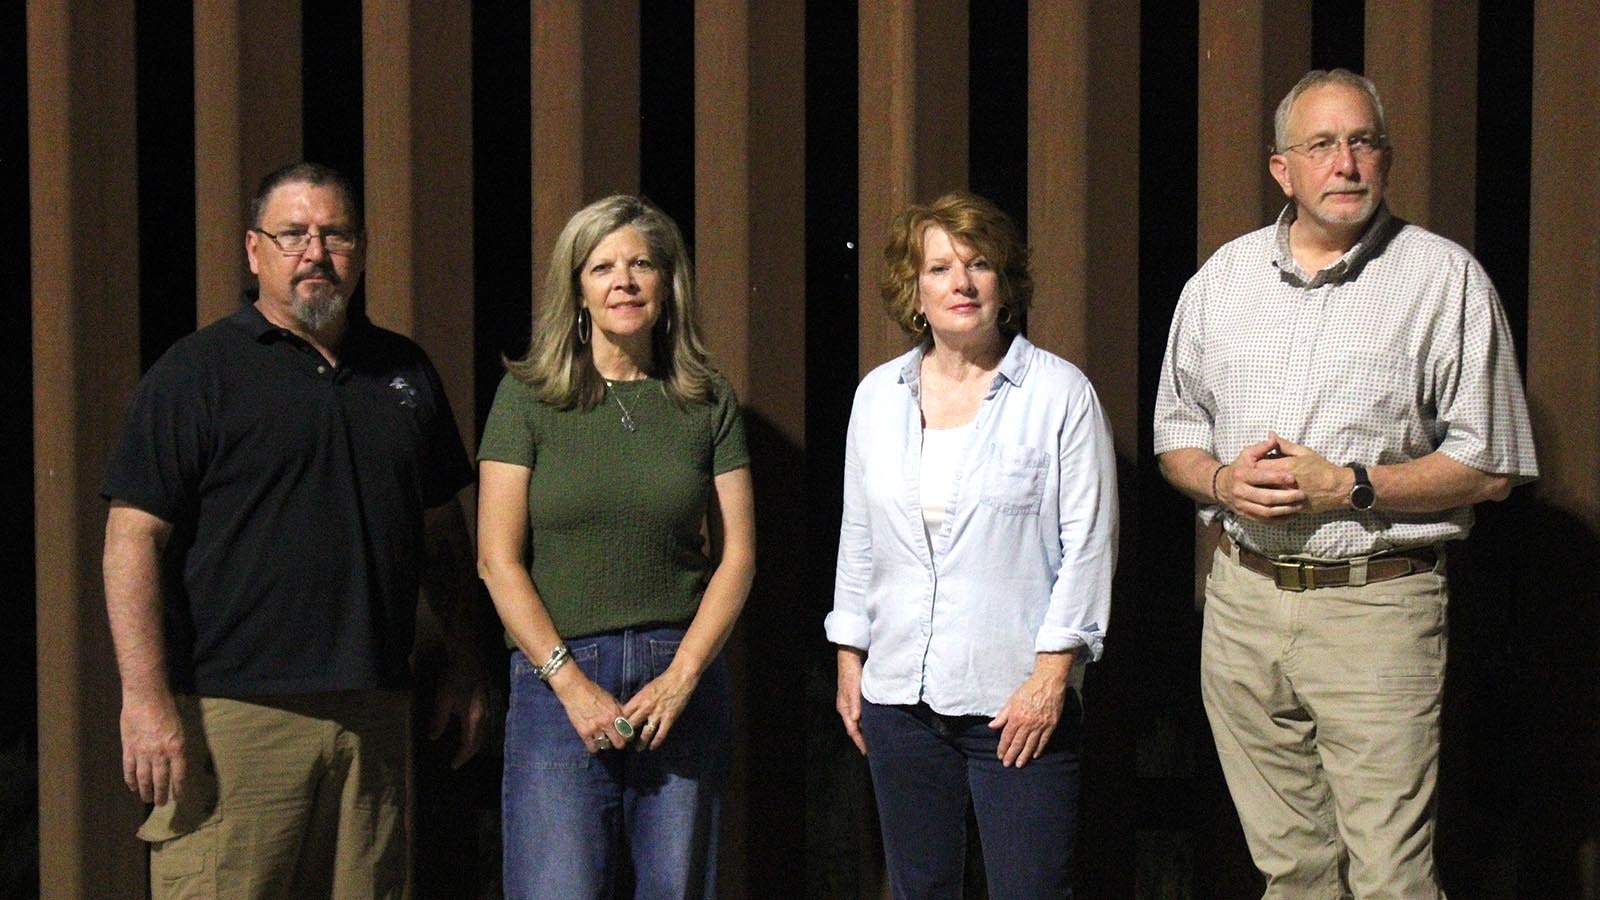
{"left": 105, "top": 504, "right": 194, "bottom": 802}
{"left": 477, "top": 558, "right": 565, "bottom": 666}
{"left": 1369, "top": 451, "right": 1514, "bottom": 513}
{"left": 1158, "top": 447, "right": 1224, "bottom": 505}
{"left": 103, "top": 507, "right": 173, "bottom": 701}
{"left": 671, "top": 547, "right": 755, "bottom": 681}
{"left": 1032, "top": 649, "right": 1077, "bottom": 685}
{"left": 671, "top": 468, "right": 757, "bottom": 681}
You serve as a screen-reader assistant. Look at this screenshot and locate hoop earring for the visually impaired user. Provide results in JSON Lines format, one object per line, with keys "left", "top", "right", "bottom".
{"left": 911, "top": 311, "right": 928, "bottom": 333}
{"left": 660, "top": 312, "right": 672, "bottom": 336}
{"left": 576, "top": 307, "right": 592, "bottom": 345}
{"left": 997, "top": 305, "right": 1014, "bottom": 326}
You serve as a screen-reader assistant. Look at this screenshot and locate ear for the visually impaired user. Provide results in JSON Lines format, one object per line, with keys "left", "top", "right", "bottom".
{"left": 245, "top": 229, "right": 262, "bottom": 275}
{"left": 1268, "top": 153, "right": 1293, "bottom": 198}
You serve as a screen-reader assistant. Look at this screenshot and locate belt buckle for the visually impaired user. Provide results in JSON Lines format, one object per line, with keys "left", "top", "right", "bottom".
{"left": 1272, "top": 559, "right": 1314, "bottom": 592}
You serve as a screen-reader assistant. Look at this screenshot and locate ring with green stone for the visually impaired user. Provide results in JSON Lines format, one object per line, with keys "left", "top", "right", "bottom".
{"left": 614, "top": 717, "right": 635, "bottom": 739}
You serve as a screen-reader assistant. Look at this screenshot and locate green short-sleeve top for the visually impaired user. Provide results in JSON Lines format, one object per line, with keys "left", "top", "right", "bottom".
{"left": 477, "top": 372, "right": 750, "bottom": 638}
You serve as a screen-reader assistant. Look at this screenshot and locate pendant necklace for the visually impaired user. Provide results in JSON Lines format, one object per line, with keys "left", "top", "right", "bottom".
{"left": 606, "top": 381, "right": 639, "bottom": 432}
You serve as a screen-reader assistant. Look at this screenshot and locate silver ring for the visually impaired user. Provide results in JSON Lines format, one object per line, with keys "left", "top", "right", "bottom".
{"left": 613, "top": 717, "right": 635, "bottom": 739}
{"left": 593, "top": 734, "right": 611, "bottom": 750}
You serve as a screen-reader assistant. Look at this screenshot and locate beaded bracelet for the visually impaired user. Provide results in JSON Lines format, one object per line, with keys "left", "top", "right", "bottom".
{"left": 536, "top": 644, "right": 571, "bottom": 682}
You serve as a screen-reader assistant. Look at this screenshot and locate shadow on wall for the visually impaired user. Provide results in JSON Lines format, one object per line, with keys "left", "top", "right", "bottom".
{"left": 0, "top": 733, "right": 37, "bottom": 900}
{"left": 1439, "top": 431, "right": 1600, "bottom": 899}
{"left": 739, "top": 410, "right": 816, "bottom": 897}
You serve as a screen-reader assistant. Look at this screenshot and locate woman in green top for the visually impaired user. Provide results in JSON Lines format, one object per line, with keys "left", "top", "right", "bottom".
{"left": 477, "top": 195, "right": 756, "bottom": 899}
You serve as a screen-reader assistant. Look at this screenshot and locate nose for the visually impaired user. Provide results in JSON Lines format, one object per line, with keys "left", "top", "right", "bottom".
{"left": 300, "top": 232, "right": 329, "bottom": 262}
{"left": 951, "top": 263, "right": 974, "bottom": 295}
{"left": 1329, "top": 138, "right": 1359, "bottom": 174}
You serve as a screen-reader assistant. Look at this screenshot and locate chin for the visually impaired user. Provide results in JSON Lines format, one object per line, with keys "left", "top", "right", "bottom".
{"left": 294, "top": 290, "right": 349, "bottom": 332}
{"left": 1316, "top": 197, "right": 1379, "bottom": 227}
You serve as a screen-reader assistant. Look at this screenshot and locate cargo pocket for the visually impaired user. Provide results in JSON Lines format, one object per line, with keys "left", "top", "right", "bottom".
{"left": 140, "top": 752, "right": 220, "bottom": 898}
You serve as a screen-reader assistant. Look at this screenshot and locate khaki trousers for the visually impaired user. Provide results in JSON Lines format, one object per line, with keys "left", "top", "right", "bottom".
{"left": 1202, "top": 547, "right": 1449, "bottom": 900}
{"left": 140, "top": 691, "right": 410, "bottom": 900}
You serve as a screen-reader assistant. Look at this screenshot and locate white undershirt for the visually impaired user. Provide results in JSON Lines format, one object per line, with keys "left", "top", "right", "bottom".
{"left": 920, "top": 424, "right": 969, "bottom": 539}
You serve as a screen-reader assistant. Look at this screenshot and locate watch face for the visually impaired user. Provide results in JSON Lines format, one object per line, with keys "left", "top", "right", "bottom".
{"left": 1351, "top": 484, "right": 1376, "bottom": 510}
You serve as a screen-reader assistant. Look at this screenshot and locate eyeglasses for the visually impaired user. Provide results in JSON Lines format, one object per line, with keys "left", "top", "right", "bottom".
{"left": 254, "top": 227, "right": 360, "bottom": 255}
{"left": 1278, "top": 133, "right": 1387, "bottom": 162}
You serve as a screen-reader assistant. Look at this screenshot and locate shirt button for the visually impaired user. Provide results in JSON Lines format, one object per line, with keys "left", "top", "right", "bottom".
{"left": 317, "top": 365, "right": 327, "bottom": 375}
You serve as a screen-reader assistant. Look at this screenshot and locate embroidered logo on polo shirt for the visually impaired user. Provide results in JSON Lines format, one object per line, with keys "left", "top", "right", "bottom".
{"left": 390, "top": 376, "right": 419, "bottom": 408}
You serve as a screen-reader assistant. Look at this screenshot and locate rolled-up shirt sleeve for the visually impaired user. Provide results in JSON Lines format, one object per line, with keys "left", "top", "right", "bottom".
{"left": 1035, "top": 382, "right": 1118, "bottom": 661}
{"left": 825, "top": 387, "right": 873, "bottom": 651}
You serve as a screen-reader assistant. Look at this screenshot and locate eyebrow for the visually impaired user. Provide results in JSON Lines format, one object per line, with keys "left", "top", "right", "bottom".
{"left": 268, "top": 221, "right": 356, "bottom": 231}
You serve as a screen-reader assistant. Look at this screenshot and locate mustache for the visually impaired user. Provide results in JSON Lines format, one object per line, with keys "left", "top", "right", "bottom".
{"left": 1322, "top": 182, "right": 1368, "bottom": 195}
{"left": 291, "top": 264, "right": 341, "bottom": 288}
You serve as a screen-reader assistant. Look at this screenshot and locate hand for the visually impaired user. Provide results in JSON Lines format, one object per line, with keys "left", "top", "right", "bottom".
{"left": 550, "top": 667, "right": 631, "bottom": 753}
{"left": 121, "top": 691, "right": 187, "bottom": 805}
{"left": 428, "top": 654, "right": 495, "bottom": 769}
{"left": 621, "top": 664, "right": 701, "bottom": 752}
{"left": 1217, "top": 434, "right": 1307, "bottom": 522}
{"left": 835, "top": 647, "right": 868, "bottom": 756}
{"left": 988, "top": 652, "right": 1074, "bottom": 768}
{"left": 1257, "top": 433, "right": 1353, "bottom": 513}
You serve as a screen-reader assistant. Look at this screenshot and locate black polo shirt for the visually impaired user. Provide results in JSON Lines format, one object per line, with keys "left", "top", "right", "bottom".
{"left": 102, "top": 301, "right": 473, "bottom": 697}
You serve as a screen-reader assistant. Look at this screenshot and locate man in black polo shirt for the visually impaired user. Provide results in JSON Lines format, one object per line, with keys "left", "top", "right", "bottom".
{"left": 102, "top": 162, "right": 488, "bottom": 897}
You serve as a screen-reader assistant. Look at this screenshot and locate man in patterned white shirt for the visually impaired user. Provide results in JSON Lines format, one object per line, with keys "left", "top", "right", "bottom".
{"left": 1154, "top": 69, "right": 1538, "bottom": 899}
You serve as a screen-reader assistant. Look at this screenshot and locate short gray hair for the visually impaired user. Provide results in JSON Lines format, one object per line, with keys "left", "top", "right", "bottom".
{"left": 1273, "top": 69, "right": 1388, "bottom": 153}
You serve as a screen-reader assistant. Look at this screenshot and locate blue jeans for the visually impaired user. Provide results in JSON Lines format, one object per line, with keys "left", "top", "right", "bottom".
{"left": 859, "top": 696, "right": 1083, "bottom": 900}
{"left": 502, "top": 627, "right": 731, "bottom": 900}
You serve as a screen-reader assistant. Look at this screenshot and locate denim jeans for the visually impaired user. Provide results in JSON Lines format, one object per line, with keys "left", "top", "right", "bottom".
{"left": 859, "top": 696, "right": 1083, "bottom": 900}
{"left": 502, "top": 626, "right": 731, "bottom": 900}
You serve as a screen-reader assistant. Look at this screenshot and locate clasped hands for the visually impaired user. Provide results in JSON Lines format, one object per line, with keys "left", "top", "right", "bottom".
{"left": 1214, "top": 431, "right": 1353, "bottom": 522}
{"left": 553, "top": 664, "right": 694, "bottom": 755}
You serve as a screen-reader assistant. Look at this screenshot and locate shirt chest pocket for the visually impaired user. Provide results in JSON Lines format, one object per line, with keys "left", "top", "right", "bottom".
{"left": 978, "top": 442, "right": 1048, "bottom": 516}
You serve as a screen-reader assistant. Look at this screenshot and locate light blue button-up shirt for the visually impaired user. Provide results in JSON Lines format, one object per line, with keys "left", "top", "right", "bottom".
{"left": 826, "top": 336, "right": 1118, "bottom": 716}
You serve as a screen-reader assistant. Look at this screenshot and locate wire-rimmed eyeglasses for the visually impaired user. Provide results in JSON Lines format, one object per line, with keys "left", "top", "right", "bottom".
{"left": 254, "top": 227, "right": 361, "bottom": 255}
{"left": 1276, "top": 133, "right": 1388, "bottom": 163}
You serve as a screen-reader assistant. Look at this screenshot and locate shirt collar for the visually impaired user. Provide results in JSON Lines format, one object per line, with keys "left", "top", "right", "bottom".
{"left": 225, "top": 298, "right": 285, "bottom": 342}
{"left": 1271, "top": 203, "right": 1394, "bottom": 286}
{"left": 897, "top": 334, "right": 1036, "bottom": 398}
{"left": 227, "top": 294, "right": 367, "bottom": 346}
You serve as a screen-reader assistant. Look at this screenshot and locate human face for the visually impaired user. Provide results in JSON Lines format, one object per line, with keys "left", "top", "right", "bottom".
{"left": 916, "top": 226, "right": 1002, "bottom": 345}
{"left": 579, "top": 225, "right": 664, "bottom": 344}
{"left": 1270, "top": 83, "right": 1390, "bottom": 237}
{"left": 245, "top": 181, "right": 365, "bottom": 334}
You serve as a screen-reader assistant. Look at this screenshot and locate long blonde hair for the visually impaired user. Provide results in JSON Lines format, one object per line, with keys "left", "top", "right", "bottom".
{"left": 507, "top": 195, "right": 716, "bottom": 408}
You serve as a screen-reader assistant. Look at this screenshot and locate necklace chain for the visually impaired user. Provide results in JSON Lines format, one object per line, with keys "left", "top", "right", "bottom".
{"left": 606, "top": 381, "right": 639, "bottom": 432}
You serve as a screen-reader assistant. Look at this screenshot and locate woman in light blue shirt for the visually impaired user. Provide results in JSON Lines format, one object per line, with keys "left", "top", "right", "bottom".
{"left": 827, "top": 192, "right": 1118, "bottom": 899}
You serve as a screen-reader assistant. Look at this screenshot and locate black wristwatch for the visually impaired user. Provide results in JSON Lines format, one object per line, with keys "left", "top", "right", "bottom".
{"left": 1348, "top": 464, "right": 1375, "bottom": 511}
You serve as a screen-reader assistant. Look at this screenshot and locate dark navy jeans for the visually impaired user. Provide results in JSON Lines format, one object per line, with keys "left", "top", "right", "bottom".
{"left": 859, "top": 695, "right": 1083, "bottom": 900}
{"left": 502, "top": 626, "right": 731, "bottom": 900}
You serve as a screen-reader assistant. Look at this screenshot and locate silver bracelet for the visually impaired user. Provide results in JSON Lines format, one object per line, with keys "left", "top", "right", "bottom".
{"left": 536, "top": 644, "right": 571, "bottom": 682}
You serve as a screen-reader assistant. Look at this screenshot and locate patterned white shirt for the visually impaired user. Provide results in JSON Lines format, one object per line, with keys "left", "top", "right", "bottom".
{"left": 1154, "top": 205, "right": 1538, "bottom": 558}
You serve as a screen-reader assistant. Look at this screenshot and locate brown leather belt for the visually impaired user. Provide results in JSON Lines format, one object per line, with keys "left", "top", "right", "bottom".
{"left": 1220, "top": 533, "right": 1438, "bottom": 592}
